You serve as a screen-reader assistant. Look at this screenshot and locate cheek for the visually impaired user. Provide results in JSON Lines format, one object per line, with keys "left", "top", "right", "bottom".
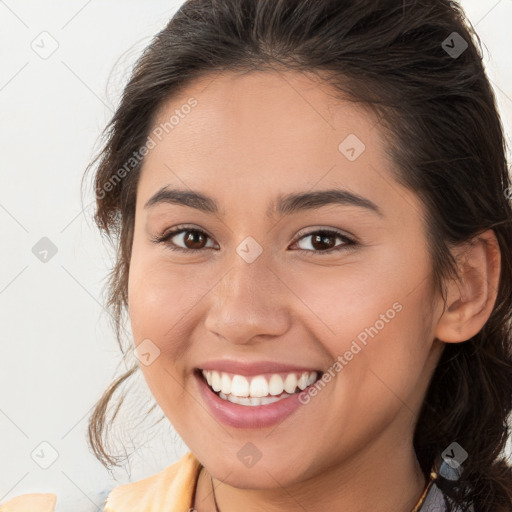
{"left": 286, "top": 244, "right": 433, "bottom": 410}
{"left": 284, "top": 243, "right": 428, "bottom": 350}
{"left": 127, "top": 251, "right": 212, "bottom": 355}
{"left": 126, "top": 252, "right": 200, "bottom": 409}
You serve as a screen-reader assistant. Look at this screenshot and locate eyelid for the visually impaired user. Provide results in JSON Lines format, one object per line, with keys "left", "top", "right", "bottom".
{"left": 293, "top": 225, "right": 356, "bottom": 243}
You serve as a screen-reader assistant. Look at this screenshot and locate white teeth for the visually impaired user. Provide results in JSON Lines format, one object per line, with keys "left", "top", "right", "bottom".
{"left": 211, "top": 371, "right": 222, "bottom": 392}
{"left": 231, "top": 375, "right": 250, "bottom": 397}
{"left": 201, "top": 369, "right": 319, "bottom": 401}
{"left": 268, "top": 374, "right": 284, "bottom": 396}
{"left": 298, "top": 372, "right": 309, "bottom": 390}
{"left": 218, "top": 391, "right": 293, "bottom": 406}
{"left": 249, "top": 376, "right": 269, "bottom": 397}
{"left": 220, "top": 373, "right": 231, "bottom": 395}
{"left": 306, "top": 372, "right": 317, "bottom": 386}
{"left": 284, "top": 373, "right": 298, "bottom": 393}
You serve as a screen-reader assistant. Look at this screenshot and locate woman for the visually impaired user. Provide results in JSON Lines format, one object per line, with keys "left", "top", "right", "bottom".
{"left": 3, "top": 0, "right": 511, "bottom": 511}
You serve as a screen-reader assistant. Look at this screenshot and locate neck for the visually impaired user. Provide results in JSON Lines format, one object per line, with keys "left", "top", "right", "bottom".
{"left": 207, "top": 430, "right": 426, "bottom": 512}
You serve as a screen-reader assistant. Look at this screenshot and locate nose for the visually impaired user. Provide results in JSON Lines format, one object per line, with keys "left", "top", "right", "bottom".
{"left": 203, "top": 255, "right": 291, "bottom": 345}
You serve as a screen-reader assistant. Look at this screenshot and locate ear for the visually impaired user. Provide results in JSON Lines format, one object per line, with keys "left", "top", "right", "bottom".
{"left": 434, "top": 229, "right": 501, "bottom": 343}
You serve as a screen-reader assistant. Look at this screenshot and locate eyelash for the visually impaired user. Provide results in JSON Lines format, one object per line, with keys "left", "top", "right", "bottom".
{"left": 151, "top": 225, "right": 357, "bottom": 256}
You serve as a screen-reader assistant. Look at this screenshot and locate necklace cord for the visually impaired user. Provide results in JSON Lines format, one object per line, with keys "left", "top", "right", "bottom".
{"left": 210, "top": 472, "right": 220, "bottom": 512}
{"left": 410, "top": 470, "right": 438, "bottom": 512}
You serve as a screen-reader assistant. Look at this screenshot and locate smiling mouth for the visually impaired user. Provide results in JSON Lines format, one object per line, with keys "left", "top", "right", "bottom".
{"left": 196, "top": 368, "right": 324, "bottom": 406}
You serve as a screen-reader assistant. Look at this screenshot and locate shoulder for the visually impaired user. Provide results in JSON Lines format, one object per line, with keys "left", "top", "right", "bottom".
{"left": 104, "top": 451, "right": 202, "bottom": 512}
{"left": 0, "top": 452, "right": 201, "bottom": 512}
{"left": 0, "top": 493, "right": 57, "bottom": 511}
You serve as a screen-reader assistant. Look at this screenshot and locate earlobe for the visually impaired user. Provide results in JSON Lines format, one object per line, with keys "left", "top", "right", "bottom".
{"left": 434, "top": 229, "right": 501, "bottom": 344}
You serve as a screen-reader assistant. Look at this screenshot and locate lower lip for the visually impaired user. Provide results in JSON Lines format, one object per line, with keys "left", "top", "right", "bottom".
{"left": 194, "top": 371, "right": 309, "bottom": 429}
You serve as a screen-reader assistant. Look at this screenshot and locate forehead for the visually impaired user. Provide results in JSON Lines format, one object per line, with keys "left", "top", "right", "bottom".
{"left": 136, "top": 70, "right": 409, "bottom": 217}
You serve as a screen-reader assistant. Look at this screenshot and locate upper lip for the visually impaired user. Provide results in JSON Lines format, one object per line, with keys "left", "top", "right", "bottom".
{"left": 197, "top": 359, "right": 323, "bottom": 376}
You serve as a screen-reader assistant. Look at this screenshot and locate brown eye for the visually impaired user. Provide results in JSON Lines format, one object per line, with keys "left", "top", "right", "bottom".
{"left": 293, "top": 229, "right": 356, "bottom": 255}
{"left": 181, "top": 230, "right": 208, "bottom": 250}
{"left": 310, "top": 232, "right": 337, "bottom": 251}
{"left": 153, "top": 227, "right": 216, "bottom": 253}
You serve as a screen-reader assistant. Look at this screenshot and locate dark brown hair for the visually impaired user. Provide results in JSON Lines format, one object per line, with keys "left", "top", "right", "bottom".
{"left": 82, "top": 1, "right": 512, "bottom": 510}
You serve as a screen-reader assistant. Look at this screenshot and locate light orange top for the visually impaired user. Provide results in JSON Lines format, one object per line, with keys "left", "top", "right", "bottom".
{"left": 0, "top": 452, "right": 202, "bottom": 512}
{"left": 104, "top": 452, "right": 202, "bottom": 512}
{"left": 0, "top": 493, "right": 57, "bottom": 512}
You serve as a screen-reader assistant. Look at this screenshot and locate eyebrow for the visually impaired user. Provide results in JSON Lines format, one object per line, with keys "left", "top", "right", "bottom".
{"left": 144, "top": 187, "right": 383, "bottom": 217}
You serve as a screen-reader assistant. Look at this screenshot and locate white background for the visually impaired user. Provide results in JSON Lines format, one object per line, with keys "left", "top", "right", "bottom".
{"left": 1, "top": 1, "right": 511, "bottom": 510}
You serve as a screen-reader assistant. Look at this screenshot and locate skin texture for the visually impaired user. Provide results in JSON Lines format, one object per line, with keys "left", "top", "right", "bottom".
{"left": 127, "top": 70, "right": 501, "bottom": 512}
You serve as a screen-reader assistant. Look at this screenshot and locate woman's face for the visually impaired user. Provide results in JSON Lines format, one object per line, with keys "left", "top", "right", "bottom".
{"left": 128, "top": 70, "right": 445, "bottom": 488}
